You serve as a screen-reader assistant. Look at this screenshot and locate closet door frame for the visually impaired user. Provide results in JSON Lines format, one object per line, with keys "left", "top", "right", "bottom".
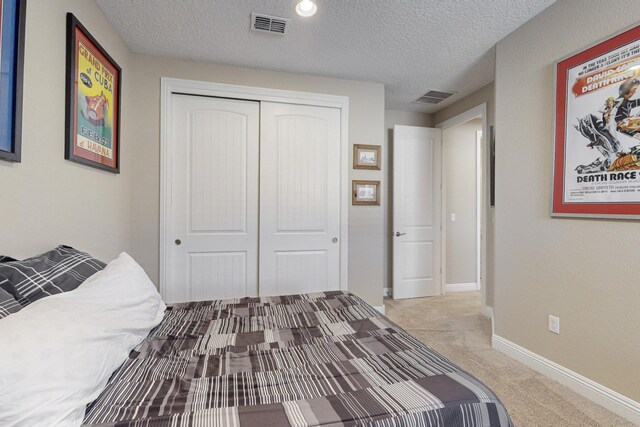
{"left": 159, "top": 77, "right": 349, "bottom": 299}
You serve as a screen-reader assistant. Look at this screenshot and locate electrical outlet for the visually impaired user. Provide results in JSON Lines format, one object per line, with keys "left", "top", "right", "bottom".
{"left": 548, "top": 315, "right": 560, "bottom": 334}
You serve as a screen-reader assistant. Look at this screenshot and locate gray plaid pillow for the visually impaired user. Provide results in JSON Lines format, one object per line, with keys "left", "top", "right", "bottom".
{"left": 0, "top": 279, "right": 21, "bottom": 319}
{"left": 0, "top": 245, "right": 106, "bottom": 306}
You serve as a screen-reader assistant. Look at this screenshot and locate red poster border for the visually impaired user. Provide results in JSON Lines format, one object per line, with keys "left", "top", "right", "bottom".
{"left": 553, "top": 24, "right": 640, "bottom": 217}
{"left": 65, "top": 13, "right": 121, "bottom": 173}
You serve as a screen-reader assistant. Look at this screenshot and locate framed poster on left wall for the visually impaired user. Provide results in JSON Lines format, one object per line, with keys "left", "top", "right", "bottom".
{"left": 0, "top": 0, "right": 26, "bottom": 162}
{"left": 65, "top": 13, "right": 122, "bottom": 173}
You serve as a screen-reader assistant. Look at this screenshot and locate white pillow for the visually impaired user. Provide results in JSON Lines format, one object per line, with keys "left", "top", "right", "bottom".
{"left": 0, "top": 252, "right": 166, "bottom": 426}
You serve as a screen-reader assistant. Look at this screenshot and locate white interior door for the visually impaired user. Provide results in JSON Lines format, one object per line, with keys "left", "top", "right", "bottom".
{"left": 259, "top": 102, "right": 341, "bottom": 296}
{"left": 393, "top": 125, "right": 442, "bottom": 299}
{"left": 167, "top": 95, "right": 259, "bottom": 303}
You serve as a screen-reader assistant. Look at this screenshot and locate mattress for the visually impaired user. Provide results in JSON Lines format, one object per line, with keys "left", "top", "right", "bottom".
{"left": 83, "top": 291, "right": 512, "bottom": 426}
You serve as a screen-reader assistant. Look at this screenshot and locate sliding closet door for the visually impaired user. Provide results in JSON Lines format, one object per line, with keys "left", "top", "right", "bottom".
{"left": 167, "top": 95, "right": 259, "bottom": 303}
{"left": 259, "top": 102, "right": 341, "bottom": 296}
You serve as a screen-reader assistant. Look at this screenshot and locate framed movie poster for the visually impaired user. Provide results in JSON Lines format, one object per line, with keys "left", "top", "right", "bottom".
{"left": 0, "top": 0, "right": 26, "bottom": 162}
{"left": 65, "top": 13, "right": 121, "bottom": 173}
{"left": 552, "top": 24, "right": 640, "bottom": 218}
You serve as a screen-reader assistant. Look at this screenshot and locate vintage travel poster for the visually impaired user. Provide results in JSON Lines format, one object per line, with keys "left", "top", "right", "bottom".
{"left": 66, "top": 14, "right": 121, "bottom": 172}
{"left": 553, "top": 25, "right": 640, "bottom": 217}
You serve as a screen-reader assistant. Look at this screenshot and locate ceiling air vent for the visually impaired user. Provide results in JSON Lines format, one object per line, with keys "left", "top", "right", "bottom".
{"left": 414, "top": 90, "right": 455, "bottom": 104}
{"left": 251, "top": 13, "right": 289, "bottom": 35}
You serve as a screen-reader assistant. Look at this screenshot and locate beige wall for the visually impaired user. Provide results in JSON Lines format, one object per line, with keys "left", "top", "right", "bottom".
{"left": 0, "top": 0, "right": 133, "bottom": 262}
{"left": 434, "top": 82, "right": 495, "bottom": 307}
{"left": 443, "top": 118, "right": 481, "bottom": 285}
{"left": 383, "top": 110, "right": 432, "bottom": 291}
{"left": 129, "top": 55, "right": 385, "bottom": 307}
{"left": 434, "top": 83, "right": 494, "bottom": 128}
{"left": 495, "top": 0, "right": 639, "bottom": 402}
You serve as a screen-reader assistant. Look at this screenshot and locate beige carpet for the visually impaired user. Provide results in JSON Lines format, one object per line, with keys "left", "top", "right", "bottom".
{"left": 384, "top": 292, "right": 633, "bottom": 427}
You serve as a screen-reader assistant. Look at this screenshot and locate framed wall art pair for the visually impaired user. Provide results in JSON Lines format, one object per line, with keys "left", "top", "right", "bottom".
{"left": 352, "top": 144, "right": 381, "bottom": 205}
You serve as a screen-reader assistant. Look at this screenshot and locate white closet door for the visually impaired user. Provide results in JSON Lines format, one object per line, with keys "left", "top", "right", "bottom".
{"left": 259, "top": 102, "right": 341, "bottom": 296}
{"left": 167, "top": 95, "right": 259, "bottom": 303}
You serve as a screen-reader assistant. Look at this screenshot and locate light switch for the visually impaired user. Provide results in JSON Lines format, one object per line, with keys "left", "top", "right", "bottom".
{"left": 450, "top": 213, "right": 456, "bottom": 222}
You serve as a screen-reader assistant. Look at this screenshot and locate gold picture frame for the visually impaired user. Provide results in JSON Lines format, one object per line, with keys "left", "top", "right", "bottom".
{"left": 353, "top": 144, "right": 381, "bottom": 170}
{"left": 352, "top": 180, "right": 380, "bottom": 205}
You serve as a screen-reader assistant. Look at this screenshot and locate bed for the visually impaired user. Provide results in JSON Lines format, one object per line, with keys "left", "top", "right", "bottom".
{"left": 0, "top": 248, "right": 512, "bottom": 426}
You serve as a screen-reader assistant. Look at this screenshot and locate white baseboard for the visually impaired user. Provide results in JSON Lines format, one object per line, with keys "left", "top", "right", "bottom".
{"left": 374, "top": 305, "right": 386, "bottom": 315}
{"left": 492, "top": 334, "right": 640, "bottom": 424}
{"left": 383, "top": 287, "right": 391, "bottom": 297}
{"left": 445, "top": 282, "right": 479, "bottom": 293}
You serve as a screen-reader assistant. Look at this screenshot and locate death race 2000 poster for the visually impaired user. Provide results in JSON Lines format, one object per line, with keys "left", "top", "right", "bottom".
{"left": 553, "top": 25, "right": 640, "bottom": 217}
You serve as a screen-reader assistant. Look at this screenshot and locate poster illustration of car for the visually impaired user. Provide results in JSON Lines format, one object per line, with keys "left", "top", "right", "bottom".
{"left": 553, "top": 24, "right": 640, "bottom": 217}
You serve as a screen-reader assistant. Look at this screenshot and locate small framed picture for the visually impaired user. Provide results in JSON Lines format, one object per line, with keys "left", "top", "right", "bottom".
{"left": 65, "top": 13, "right": 122, "bottom": 173}
{"left": 353, "top": 144, "right": 381, "bottom": 170}
{"left": 352, "top": 180, "right": 380, "bottom": 205}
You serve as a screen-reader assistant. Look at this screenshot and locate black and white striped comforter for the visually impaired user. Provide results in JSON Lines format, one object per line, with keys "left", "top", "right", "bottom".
{"left": 82, "top": 291, "right": 512, "bottom": 426}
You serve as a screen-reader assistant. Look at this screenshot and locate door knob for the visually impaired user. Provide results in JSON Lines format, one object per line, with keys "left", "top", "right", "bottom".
{"left": 395, "top": 232, "right": 406, "bottom": 237}
{"left": 175, "top": 239, "right": 182, "bottom": 246}
{"left": 332, "top": 237, "right": 338, "bottom": 243}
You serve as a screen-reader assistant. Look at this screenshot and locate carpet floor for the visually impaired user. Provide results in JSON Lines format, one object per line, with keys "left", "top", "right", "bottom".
{"left": 384, "top": 292, "right": 633, "bottom": 427}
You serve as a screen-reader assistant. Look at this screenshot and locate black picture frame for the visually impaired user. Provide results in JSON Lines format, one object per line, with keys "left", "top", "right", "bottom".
{"left": 0, "top": 0, "right": 27, "bottom": 163}
{"left": 65, "top": 13, "right": 122, "bottom": 173}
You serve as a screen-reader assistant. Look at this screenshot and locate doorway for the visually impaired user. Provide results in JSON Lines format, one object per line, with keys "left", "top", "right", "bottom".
{"left": 436, "top": 104, "right": 488, "bottom": 315}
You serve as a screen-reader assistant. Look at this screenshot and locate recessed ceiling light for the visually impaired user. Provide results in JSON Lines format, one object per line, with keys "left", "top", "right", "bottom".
{"left": 296, "top": 0, "right": 317, "bottom": 17}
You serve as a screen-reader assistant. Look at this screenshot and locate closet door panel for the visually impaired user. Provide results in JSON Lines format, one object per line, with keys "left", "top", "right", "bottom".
{"left": 260, "top": 102, "right": 341, "bottom": 296}
{"left": 188, "top": 110, "right": 247, "bottom": 233}
{"left": 188, "top": 252, "right": 247, "bottom": 301}
{"left": 168, "top": 95, "right": 259, "bottom": 303}
{"left": 276, "top": 116, "right": 328, "bottom": 232}
{"left": 274, "top": 251, "right": 328, "bottom": 295}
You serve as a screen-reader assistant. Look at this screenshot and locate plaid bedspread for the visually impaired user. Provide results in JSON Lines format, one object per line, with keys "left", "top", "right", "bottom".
{"left": 83, "top": 291, "right": 512, "bottom": 426}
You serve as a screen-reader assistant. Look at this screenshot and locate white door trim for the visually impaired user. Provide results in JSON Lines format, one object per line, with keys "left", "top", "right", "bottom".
{"left": 160, "top": 78, "right": 350, "bottom": 298}
{"left": 436, "top": 103, "right": 488, "bottom": 315}
{"left": 475, "top": 130, "right": 482, "bottom": 292}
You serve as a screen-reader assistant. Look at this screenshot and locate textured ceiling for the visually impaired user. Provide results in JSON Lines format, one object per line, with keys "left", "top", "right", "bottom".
{"left": 96, "top": 0, "right": 554, "bottom": 113}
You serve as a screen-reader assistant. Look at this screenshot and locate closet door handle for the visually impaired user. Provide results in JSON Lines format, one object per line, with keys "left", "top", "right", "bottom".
{"left": 175, "top": 239, "right": 182, "bottom": 246}
{"left": 332, "top": 237, "right": 338, "bottom": 243}
{"left": 395, "top": 232, "right": 406, "bottom": 237}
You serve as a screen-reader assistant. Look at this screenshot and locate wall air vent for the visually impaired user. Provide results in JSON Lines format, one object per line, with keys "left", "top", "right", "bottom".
{"left": 414, "top": 90, "right": 455, "bottom": 104}
{"left": 251, "top": 13, "right": 289, "bottom": 35}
